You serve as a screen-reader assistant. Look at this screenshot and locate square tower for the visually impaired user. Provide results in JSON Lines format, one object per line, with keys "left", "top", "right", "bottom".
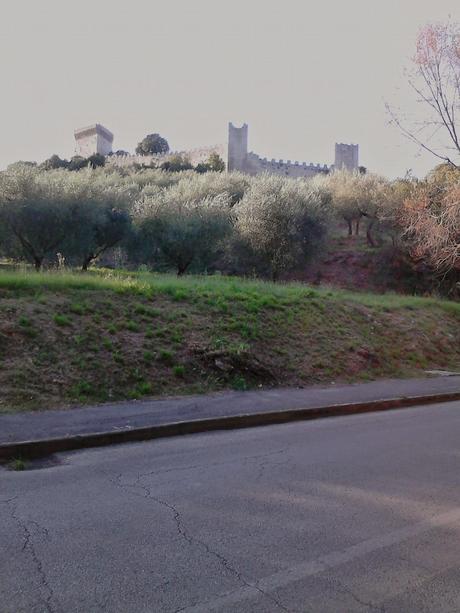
{"left": 74, "top": 124, "right": 114, "bottom": 157}
{"left": 227, "top": 122, "right": 248, "bottom": 172}
{"left": 334, "top": 143, "right": 359, "bottom": 172}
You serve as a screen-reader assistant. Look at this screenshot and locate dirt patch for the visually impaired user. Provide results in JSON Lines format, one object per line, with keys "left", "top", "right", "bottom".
{"left": 285, "top": 235, "right": 389, "bottom": 292}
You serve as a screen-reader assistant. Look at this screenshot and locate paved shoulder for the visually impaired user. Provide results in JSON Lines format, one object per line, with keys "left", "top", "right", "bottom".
{"left": 0, "top": 375, "right": 459, "bottom": 446}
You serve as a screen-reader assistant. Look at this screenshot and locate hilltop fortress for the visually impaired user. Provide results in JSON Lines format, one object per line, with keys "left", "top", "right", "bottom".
{"left": 227, "top": 123, "right": 358, "bottom": 176}
{"left": 74, "top": 122, "right": 359, "bottom": 176}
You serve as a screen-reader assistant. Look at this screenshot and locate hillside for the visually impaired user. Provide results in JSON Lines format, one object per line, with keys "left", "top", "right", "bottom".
{"left": 0, "top": 271, "right": 459, "bottom": 413}
{"left": 285, "top": 230, "right": 422, "bottom": 295}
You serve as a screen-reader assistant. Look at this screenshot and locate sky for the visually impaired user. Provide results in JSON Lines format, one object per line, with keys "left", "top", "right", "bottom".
{"left": 0, "top": 0, "right": 459, "bottom": 178}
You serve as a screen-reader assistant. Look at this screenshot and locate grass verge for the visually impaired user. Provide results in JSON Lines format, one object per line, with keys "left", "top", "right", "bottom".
{"left": 0, "top": 269, "right": 458, "bottom": 413}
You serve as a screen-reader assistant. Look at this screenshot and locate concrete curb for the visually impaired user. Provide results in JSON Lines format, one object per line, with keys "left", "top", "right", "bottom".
{"left": 1, "top": 391, "right": 460, "bottom": 462}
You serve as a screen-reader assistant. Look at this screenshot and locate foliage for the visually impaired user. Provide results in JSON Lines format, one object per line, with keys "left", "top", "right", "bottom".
{"left": 135, "top": 133, "right": 170, "bottom": 156}
{"left": 110, "top": 150, "right": 130, "bottom": 156}
{"left": 208, "top": 152, "right": 226, "bottom": 172}
{"left": 7, "top": 161, "right": 37, "bottom": 170}
{"left": 134, "top": 188, "right": 232, "bottom": 275}
{"left": 87, "top": 153, "right": 106, "bottom": 169}
{"left": 313, "top": 171, "right": 363, "bottom": 235}
{"left": 41, "top": 154, "right": 106, "bottom": 172}
{"left": 314, "top": 170, "right": 401, "bottom": 246}
{"left": 400, "top": 174, "right": 460, "bottom": 283}
{"left": 0, "top": 161, "right": 457, "bottom": 296}
{"left": 234, "top": 174, "right": 329, "bottom": 279}
{"left": 62, "top": 180, "right": 132, "bottom": 270}
{"left": 68, "top": 156, "right": 88, "bottom": 171}
{"left": 155, "top": 171, "right": 249, "bottom": 207}
{"left": 40, "top": 154, "right": 69, "bottom": 171}
{"left": 0, "top": 167, "right": 133, "bottom": 270}
{"left": 0, "top": 167, "right": 80, "bottom": 269}
{"left": 160, "top": 154, "right": 193, "bottom": 173}
{"left": 195, "top": 152, "right": 226, "bottom": 173}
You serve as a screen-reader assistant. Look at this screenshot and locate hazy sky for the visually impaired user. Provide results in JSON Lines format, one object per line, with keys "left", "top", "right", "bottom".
{"left": 1, "top": 0, "right": 459, "bottom": 177}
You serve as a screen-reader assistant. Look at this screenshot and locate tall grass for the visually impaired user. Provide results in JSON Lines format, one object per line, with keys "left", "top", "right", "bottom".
{"left": 0, "top": 268, "right": 458, "bottom": 315}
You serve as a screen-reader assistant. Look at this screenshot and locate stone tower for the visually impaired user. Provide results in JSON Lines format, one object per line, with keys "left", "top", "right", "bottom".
{"left": 74, "top": 124, "right": 114, "bottom": 157}
{"left": 334, "top": 143, "right": 359, "bottom": 172}
{"left": 227, "top": 122, "right": 248, "bottom": 172}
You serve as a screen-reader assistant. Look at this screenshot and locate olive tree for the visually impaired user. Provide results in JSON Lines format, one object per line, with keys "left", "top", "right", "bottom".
{"left": 0, "top": 167, "right": 79, "bottom": 269}
{"left": 134, "top": 188, "right": 232, "bottom": 275}
{"left": 63, "top": 182, "right": 133, "bottom": 270}
{"left": 160, "top": 171, "right": 250, "bottom": 207}
{"left": 234, "top": 175, "right": 330, "bottom": 280}
{"left": 315, "top": 170, "right": 364, "bottom": 236}
{"left": 318, "top": 170, "right": 394, "bottom": 246}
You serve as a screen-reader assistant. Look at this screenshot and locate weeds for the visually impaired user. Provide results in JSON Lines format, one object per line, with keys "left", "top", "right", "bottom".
{"left": 159, "top": 349, "right": 174, "bottom": 364}
{"left": 173, "top": 365, "right": 185, "bottom": 378}
{"left": 53, "top": 313, "right": 71, "bottom": 327}
{"left": 10, "top": 458, "right": 26, "bottom": 471}
{"left": 125, "top": 320, "right": 140, "bottom": 332}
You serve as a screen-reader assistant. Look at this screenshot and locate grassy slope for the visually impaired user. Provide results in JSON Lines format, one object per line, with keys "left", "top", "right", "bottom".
{"left": 0, "top": 270, "right": 459, "bottom": 413}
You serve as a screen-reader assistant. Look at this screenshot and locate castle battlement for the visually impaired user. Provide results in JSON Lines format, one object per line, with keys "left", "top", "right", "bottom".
{"left": 244, "top": 148, "right": 331, "bottom": 178}
{"left": 228, "top": 123, "right": 358, "bottom": 177}
{"left": 73, "top": 121, "right": 359, "bottom": 177}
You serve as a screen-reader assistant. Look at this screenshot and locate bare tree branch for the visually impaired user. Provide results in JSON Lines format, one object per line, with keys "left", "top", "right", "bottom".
{"left": 388, "top": 21, "right": 460, "bottom": 169}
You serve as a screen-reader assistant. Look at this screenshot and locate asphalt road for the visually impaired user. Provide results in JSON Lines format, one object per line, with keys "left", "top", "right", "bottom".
{"left": 2, "top": 375, "right": 460, "bottom": 444}
{"left": 1, "top": 401, "right": 460, "bottom": 612}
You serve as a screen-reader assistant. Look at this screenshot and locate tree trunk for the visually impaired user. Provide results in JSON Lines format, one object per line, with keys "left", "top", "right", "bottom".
{"left": 355, "top": 218, "right": 360, "bottom": 236}
{"left": 81, "top": 255, "right": 93, "bottom": 272}
{"left": 347, "top": 220, "right": 353, "bottom": 236}
{"left": 366, "top": 220, "right": 376, "bottom": 247}
{"left": 34, "top": 257, "right": 43, "bottom": 271}
{"left": 177, "top": 257, "right": 193, "bottom": 276}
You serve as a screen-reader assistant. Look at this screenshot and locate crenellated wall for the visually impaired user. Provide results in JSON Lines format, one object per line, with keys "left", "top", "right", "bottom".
{"left": 227, "top": 122, "right": 358, "bottom": 177}
{"left": 75, "top": 122, "right": 359, "bottom": 177}
{"left": 245, "top": 152, "right": 329, "bottom": 177}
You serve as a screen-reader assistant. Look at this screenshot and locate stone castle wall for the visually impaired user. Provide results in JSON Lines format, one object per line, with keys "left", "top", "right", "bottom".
{"left": 227, "top": 122, "right": 358, "bottom": 177}
{"left": 245, "top": 152, "right": 329, "bottom": 177}
{"left": 75, "top": 122, "right": 358, "bottom": 177}
{"left": 106, "top": 144, "right": 226, "bottom": 169}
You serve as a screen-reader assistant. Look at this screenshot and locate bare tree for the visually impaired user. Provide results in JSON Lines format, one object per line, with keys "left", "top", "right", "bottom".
{"left": 387, "top": 21, "right": 460, "bottom": 168}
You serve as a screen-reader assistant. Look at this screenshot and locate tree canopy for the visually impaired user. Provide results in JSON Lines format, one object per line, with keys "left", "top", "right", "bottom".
{"left": 135, "top": 133, "right": 170, "bottom": 156}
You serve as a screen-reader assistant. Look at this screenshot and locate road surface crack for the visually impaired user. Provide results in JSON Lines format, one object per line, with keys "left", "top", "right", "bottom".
{"left": 110, "top": 472, "right": 290, "bottom": 612}
{"left": 6, "top": 500, "right": 56, "bottom": 613}
{"left": 127, "top": 448, "right": 288, "bottom": 483}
